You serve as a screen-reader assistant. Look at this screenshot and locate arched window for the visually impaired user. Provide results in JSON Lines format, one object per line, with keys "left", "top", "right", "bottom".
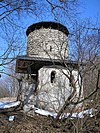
{"left": 51, "top": 71, "right": 56, "bottom": 83}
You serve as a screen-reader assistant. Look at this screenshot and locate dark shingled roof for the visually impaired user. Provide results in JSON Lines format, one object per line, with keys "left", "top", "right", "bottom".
{"left": 26, "top": 21, "right": 69, "bottom": 36}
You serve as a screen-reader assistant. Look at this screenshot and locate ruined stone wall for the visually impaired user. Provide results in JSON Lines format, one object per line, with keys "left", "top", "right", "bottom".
{"left": 27, "top": 28, "right": 68, "bottom": 59}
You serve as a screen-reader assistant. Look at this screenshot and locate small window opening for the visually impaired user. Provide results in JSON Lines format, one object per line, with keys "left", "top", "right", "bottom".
{"left": 69, "top": 74, "right": 75, "bottom": 86}
{"left": 50, "top": 46, "right": 52, "bottom": 52}
{"left": 51, "top": 71, "right": 56, "bottom": 83}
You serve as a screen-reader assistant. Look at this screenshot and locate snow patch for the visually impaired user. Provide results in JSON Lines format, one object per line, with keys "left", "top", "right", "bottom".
{"left": 0, "top": 101, "right": 20, "bottom": 109}
{"left": 34, "top": 107, "right": 57, "bottom": 118}
{"left": 0, "top": 101, "right": 95, "bottom": 119}
{"left": 60, "top": 108, "right": 94, "bottom": 119}
{"left": 34, "top": 107, "right": 94, "bottom": 119}
{"left": 9, "top": 116, "right": 15, "bottom": 121}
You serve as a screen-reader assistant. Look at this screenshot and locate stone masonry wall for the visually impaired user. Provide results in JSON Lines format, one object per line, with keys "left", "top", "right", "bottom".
{"left": 27, "top": 28, "right": 68, "bottom": 60}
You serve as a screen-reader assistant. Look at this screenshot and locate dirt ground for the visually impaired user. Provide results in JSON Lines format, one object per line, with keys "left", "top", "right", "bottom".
{"left": 0, "top": 110, "right": 100, "bottom": 133}
{"left": 0, "top": 97, "right": 17, "bottom": 102}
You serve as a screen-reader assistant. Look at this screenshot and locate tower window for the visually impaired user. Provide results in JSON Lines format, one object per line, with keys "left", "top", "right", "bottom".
{"left": 51, "top": 71, "right": 56, "bottom": 83}
{"left": 50, "top": 46, "right": 52, "bottom": 52}
{"left": 69, "top": 74, "right": 75, "bottom": 86}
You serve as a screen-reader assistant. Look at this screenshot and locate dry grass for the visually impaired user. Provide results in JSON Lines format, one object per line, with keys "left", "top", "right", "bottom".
{"left": 0, "top": 110, "right": 100, "bottom": 133}
{"left": 0, "top": 97, "right": 17, "bottom": 102}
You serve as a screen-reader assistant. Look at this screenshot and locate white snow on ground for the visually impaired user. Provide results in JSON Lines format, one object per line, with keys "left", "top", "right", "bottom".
{"left": 60, "top": 108, "right": 94, "bottom": 119}
{"left": 34, "top": 107, "right": 94, "bottom": 119}
{"left": 0, "top": 101, "right": 20, "bottom": 109}
{"left": 0, "top": 101, "right": 94, "bottom": 119}
{"left": 34, "top": 107, "right": 57, "bottom": 118}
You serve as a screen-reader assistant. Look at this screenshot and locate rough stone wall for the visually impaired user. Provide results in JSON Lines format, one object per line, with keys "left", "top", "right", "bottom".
{"left": 27, "top": 28, "right": 68, "bottom": 59}
{"left": 20, "top": 75, "right": 36, "bottom": 114}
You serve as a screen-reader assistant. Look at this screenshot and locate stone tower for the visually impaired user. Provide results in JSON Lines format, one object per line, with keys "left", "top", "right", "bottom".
{"left": 26, "top": 22, "right": 69, "bottom": 60}
{"left": 16, "top": 21, "right": 83, "bottom": 113}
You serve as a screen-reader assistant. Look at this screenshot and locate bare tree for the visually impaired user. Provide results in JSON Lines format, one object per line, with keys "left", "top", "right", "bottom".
{"left": 0, "top": 1, "right": 99, "bottom": 132}
{"left": 26, "top": 20, "right": 100, "bottom": 121}
{"left": 0, "top": 0, "right": 79, "bottom": 88}
{"left": 0, "top": 0, "right": 78, "bottom": 21}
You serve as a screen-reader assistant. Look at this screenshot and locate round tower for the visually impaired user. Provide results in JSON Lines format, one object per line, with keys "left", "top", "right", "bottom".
{"left": 26, "top": 22, "right": 69, "bottom": 60}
